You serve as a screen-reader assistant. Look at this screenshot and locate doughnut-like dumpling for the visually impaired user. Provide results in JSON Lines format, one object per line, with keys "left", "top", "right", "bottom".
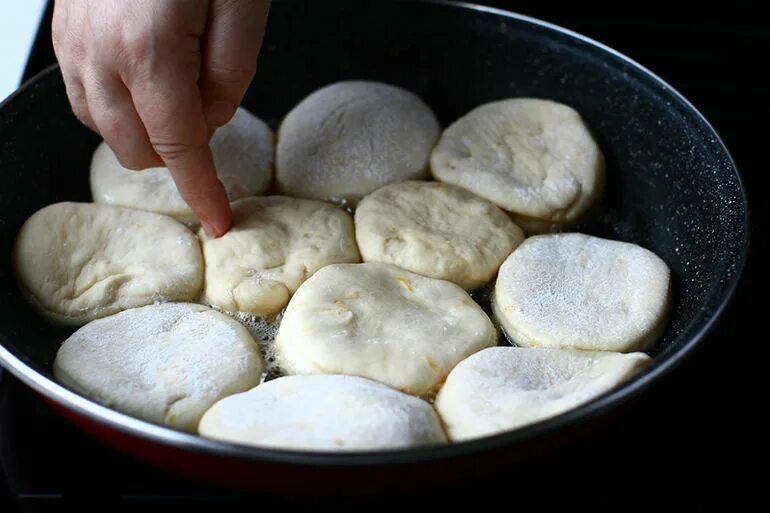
{"left": 493, "top": 233, "right": 671, "bottom": 352}
{"left": 13, "top": 202, "right": 203, "bottom": 326}
{"left": 431, "top": 98, "right": 604, "bottom": 232}
{"left": 54, "top": 303, "right": 263, "bottom": 432}
{"left": 355, "top": 180, "right": 524, "bottom": 289}
{"left": 276, "top": 81, "right": 440, "bottom": 204}
{"left": 435, "top": 347, "right": 650, "bottom": 440}
{"left": 275, "top": 263, "right": 496, "bottom": 396}
{"left": 199, "top": 375, "right": 447, "bottom": 450}
{"left": 199, "top": 196, "right": 360, "bottom": 317}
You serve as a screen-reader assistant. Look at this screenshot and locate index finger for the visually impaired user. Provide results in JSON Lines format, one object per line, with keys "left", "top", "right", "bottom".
{"left": 129, "top": 66, "right": 232, "bottom": 237}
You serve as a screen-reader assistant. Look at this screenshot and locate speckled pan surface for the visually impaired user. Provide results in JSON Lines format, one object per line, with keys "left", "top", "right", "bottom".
{"left": 0, "top": 0, "right": 747, "bottom": 467}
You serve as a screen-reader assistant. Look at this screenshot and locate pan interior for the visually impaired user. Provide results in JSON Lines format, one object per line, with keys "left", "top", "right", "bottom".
{"left": 0, "top": 0, "right": 747, "bottom": 460}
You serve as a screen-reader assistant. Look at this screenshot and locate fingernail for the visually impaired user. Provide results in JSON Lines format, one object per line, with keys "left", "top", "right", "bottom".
{"left": 201, "top": 221, "right": 216, "bottom": 237}
{"left": 213, "top": 210, "right": 233, "bottom": 237}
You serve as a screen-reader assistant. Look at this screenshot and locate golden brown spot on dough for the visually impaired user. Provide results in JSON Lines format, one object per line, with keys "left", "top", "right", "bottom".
{"left": 424, "top": 356, "right": 441, "bottom": 375}
{"left": 334, "top": 299, "right": 345, "bottom": 306}
{"left": 334, "top": 439, "right": 345, "bottom": 446}
{"left": 398, "top": 277, "right": 414, "bottom": 292}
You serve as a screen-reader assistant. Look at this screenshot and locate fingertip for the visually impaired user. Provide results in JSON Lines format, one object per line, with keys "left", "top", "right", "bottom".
{"left": 203, "top": 100, "right": 237, "bottom": 128}
{"left": 115, "top": 152, "right": 164, "bottom": 171}
{"left": 202, "top": 204, "right": 232, "bottom": 238}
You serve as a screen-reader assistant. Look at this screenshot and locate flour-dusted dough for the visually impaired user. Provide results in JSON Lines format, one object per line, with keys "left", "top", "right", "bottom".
{"left": 199, "top": 196, "right": 360, "bottom": 317}
{"left": 91, "top": 107, "right": 274, "bottom": 223}
{"left": 430, "top": 98, "right": 605, "bottom": 232}
{"left": 276, "top": 81, "right": 440, "bottom": 204}
{"left": 275, "top": 263, "right": 496, "bottom": 396}
{"left": 435, "top": 347, "right": 649, "bottom": 440}
{"left": 493, "top": 233, "right": 671, "bottom": 352}
{"left": 54, "top": 303, "right": 262, "bottom": 432}
{"left": 355, "top": 180, "right": 524, "bottom": 289}
{"left": 13, "top": 202, "right": 203, "bottom": 326}
{"left": 199, "top": 375, "right": 446, "bottom": 450}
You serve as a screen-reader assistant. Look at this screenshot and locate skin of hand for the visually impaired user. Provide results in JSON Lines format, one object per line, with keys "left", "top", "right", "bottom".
{"left": 52, "top": 0, "right": 271, "bottom": 237}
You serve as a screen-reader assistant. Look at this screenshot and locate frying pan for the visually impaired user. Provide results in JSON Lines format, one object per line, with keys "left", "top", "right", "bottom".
{"left": 0, "top": 0, "right": 748, "bottom": 493}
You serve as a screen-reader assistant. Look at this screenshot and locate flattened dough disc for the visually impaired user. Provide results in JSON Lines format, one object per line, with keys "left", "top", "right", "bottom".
{"left": 493, "top": 233, "right": 671, "bottom": 352}
{"left": 199, "top": 375, "right": 447, "bottom": 450}
{"left": 199, "top": 196, "right": 360, "bottom": 317}
{"left": 275, "top": 262, "right": 496, "bottom": 396}
{"left": 435, "top": 347, "right": 650, "bottom": 440}
{"left": 54, "top": 303, "right": 263, "bottom": 432}
{"left": 355, "top": 180, "right": 524, "bottom": 289}
{"left": 276, "top": 81, "right": 440, "bottom": 204}
{"left": 13, "top": 202, "right": 203, "bottom": 326}
{"left": 431, "top": 98, "right": 604, "bottom": 232}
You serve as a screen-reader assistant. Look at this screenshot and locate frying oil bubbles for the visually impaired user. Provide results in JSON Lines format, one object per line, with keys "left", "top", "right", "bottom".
{"left": 233, "top": 310, "right": 285, "bottom": 382}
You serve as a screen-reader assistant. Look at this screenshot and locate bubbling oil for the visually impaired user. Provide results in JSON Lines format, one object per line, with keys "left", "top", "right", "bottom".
{"left": 232, "top": 310, "right": 286, "bottom": 383}
{"left": 202, "top": 301, "right": 287, "bottom": 383}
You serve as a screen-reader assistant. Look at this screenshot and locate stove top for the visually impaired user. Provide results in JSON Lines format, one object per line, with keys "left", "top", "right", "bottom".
{"left": 2, "top": 1, "right": 767, "bottom": 509}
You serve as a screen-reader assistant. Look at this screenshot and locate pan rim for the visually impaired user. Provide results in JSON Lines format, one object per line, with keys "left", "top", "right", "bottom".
{"left": 0, "top": 0, "right": 750, "bottom": 467}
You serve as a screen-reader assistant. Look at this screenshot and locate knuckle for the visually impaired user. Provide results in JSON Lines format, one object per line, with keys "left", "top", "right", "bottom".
{"left": 119, "top": 32, "right": 154, "bottom": 66}
{"left": 53, "top": 27, "right": 85, "bottom": 59}
{"left": 208, "top": 65, "right": 255, "bottom": 86}
{"left": 66, "top": 97, "right": 92, "bottom": 127}
{"left": 150, "top": 140, "right": 197, "bottom": 162}
{"left": 72, "top": 108, "right": 92, "bottom": 128}
{"left": 97, "top": 117, "right": 123, "bottom": 141}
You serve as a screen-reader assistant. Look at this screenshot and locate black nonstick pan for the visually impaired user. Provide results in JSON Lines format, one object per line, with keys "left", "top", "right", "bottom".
{"left": 0, "top": 0, "right": 748, "bottom": 493}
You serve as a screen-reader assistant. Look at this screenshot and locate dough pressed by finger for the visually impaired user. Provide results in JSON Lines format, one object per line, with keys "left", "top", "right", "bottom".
{"left": 493, "top": 233, "right": 671, "bottom": 352}
{"left": 90, "top": 107, "right": 274, "bottom": 224}
{"left": 435, "top": 347, "right": 650, "bottom": 441}
{"left": 13, "top": 202, "right": 203, "bottom": 326}
{"left": 430, "top": 98, "right": 605, "bottom": 232}
{"left": 199, "top": 375, "right": 447, "bottom": 451}
{"left": 355, "top": 180, "right": 524, "bottom": 289}
{"left": 276, "top": 81, "right": 440, "bottom": 204}
{"left": 275, "top": 263, "right": 496, "bottom": 396}
{"left": 199, "top": 196, "right": 360, "bottom": 317}
{"left": 54, "top": 303, "right": 263, "bottom": 432}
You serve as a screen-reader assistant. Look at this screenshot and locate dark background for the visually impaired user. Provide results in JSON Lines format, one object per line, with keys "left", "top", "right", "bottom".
{"left": 2, "top": 0, "right": 768, "bottom": 510}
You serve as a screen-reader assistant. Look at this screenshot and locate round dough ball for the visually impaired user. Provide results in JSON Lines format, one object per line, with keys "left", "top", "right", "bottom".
{"left": 199, "top": 375, "right": 446, "bottom": 450}
{"left": 355, "top": 180, "right": 524, "bottom": 289}
{"left": 430, "top": 98, "right": 605, "bottom": 232}
{"left": 13, "top": 202, "right": 203, "bottom": 326}
{"left": 54, "top": 303, "right": 263, "bottom": 432}
{"left": 276, "top": 81, "right": 440, "bottom": 204}
{"left": 493, "top": 233, "right": 671, "bottom": 352}
{"left": 435, "top": 347, "right": 650, "bottom": 441}
{"left": 275, "top": 263, "right": 496, "bottom": 396}
{"left": 90, "top": 107, "right": 274, "bottom": 224}
{"left": 199, "top": 196, "right": 360, "bottom": 317}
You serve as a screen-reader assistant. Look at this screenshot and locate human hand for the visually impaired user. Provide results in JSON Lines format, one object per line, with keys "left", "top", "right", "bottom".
{"left": 52, "top": 0, "right": 270, "bottom": 236}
